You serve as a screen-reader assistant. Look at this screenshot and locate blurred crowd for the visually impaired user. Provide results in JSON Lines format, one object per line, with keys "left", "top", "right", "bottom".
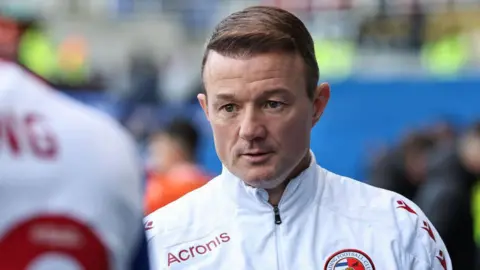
{"left": 6, "top": 0, "right": 480, "bottom": 104}
{"left": 2, "top": 0, "right": 480, "bottom": 268}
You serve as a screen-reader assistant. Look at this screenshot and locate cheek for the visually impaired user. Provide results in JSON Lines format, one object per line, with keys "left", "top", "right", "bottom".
{"left": 211, "top": 123, "right": 237, "bottom": 151}
{"left": 274, "top": 112, "right": 311, "bottom": 146}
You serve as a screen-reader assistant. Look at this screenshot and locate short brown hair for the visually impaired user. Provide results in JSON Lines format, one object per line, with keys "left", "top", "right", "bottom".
{"left": 201, "top": 6, "right": 318, "bottom": 99}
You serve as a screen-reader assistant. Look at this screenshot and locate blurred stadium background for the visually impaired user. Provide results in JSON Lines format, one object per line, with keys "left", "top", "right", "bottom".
{"left": 3, "top": 0, "right": 480, "bottom": 266}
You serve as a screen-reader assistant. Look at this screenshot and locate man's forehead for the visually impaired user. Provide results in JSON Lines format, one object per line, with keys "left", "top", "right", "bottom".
{"left": 204, "top": 51, "right": 304, "bottom": 82}
{"left": 203, "top": 51, "right": 305, "bottom": 95}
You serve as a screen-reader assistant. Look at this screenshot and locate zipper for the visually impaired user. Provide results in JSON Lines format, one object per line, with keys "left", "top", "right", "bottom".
{"left": 273, "top": 205, "right": 282, "bottom": 225}
{"left": 272, "top": 205, "right": 284, "bottom": 270}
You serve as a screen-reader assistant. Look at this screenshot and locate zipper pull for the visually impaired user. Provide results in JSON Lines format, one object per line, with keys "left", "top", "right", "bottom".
{"left": 273, "top": 205, "right": 282, "bottom": 225}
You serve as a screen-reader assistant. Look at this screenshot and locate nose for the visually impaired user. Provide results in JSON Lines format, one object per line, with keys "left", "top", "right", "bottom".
{"left": 239, "top": 107, "right": 267, "bottom": 141}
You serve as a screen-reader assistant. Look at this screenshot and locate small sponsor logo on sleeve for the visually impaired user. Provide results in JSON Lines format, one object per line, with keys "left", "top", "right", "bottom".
{"left": 144, "top": 220, "right": 153, "bottom": 231}
{"left": 421, "top": 221, "right": 436, "bottom": 242}
{"left": 436, "top": 250, "right": 447, "bottom": 270}
{"left": 396, "top": 200, "right": 417, "bottom": 215}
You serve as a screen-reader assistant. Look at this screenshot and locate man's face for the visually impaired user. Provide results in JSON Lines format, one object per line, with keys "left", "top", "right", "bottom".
{"left": 148, "top": 134, "right": 181, "bottom": 173}
{"left": 199, "top": 51, "right": 329, "bottom": 188}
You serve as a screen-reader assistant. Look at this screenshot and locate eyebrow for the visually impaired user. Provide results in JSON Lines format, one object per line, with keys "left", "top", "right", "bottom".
{"left": 214, "top": 93, "right": 237, "bottom": 102}
{"left": 214, "top": 88, "right": 292, "bottom": 101}
{"left": 258, "top": 88, "right": 292, "bottom": 98}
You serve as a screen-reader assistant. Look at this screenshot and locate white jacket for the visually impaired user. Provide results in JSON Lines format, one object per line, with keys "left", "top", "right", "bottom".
{"left": 145, "top": 152, "right": 451, "bottom": 270}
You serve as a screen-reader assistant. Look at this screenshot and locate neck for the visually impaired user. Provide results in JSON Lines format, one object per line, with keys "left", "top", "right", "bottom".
{"left": 266, "top": 152, "right": 311, "bottom": 205}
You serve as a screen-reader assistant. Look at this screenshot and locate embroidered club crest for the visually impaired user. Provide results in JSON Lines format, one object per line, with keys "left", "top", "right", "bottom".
{"left": 324, "top": 249, "right": 375, "bottom": 270}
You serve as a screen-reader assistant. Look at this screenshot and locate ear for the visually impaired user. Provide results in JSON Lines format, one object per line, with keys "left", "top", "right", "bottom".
{"left": 197, "top": 93, "right": 210, "bottom": 121}
{"left": 312, "top": 83, "right": 330, "bottom": 127}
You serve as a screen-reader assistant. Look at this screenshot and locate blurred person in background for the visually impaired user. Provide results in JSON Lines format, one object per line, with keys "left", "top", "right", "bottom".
{"left": 55, "top": 35, "right": 91, "bottom": 89}
{"left": 127, "top": 48, "right": 161, "bottom": 105}
{"left": 120, "top": 48, "right": 162, "bottom": 144}
{"left": 0, "top": 11, "right": 95, "bottom": 91}
{"left": 429, "top": 119, "right": 457, "bottom": 147}
{"left": 0, "top": 15, "right": 20, "bottom": 59}
{"left": 145, "top": 6, "right": 450, "bottom": 269}
{"left": 0, "top": 13, "right": 149, "bottom": 269}
{"left": 159, "top": 52, "right": 199, "bottom": 104}
{"left": 414, "top": 122, "right": 480, "bottom": 269}
{"left": 369, "top": 131, "right": 435, "bottom": 200}
{"left": 144, "top": 118, "right": 209, "bottom": 215}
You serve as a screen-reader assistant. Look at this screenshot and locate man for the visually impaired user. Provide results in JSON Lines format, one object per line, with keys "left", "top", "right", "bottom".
{"left": 414, "top": 122, "right": 480, "bottom": 269}
{"left": 0, "top": 14, "right": 149, "bottom": 269}
{"left": 146, "top": 6, "right": 451, "bottom": 269}
{"left": 144, "top": 118, "right": 209, "bottom": 215}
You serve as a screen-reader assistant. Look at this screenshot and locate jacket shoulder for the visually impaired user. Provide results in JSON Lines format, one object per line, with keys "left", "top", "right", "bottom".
{"left": 320, "top": 169, "right": 451, "bottom": 269}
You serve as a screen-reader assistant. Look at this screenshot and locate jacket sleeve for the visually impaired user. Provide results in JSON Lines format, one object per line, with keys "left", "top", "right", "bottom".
{"left": 393, "top": 197, "right": 452, "bottom": 270}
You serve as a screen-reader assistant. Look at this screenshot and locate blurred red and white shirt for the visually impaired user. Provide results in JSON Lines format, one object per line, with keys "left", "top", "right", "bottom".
{"left": 0, "top": 61, "right": 147, "bottom": 270}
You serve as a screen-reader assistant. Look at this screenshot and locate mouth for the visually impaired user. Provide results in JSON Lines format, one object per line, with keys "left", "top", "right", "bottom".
{"left": 240, "top": 151, "right": 274, "bottom": 163}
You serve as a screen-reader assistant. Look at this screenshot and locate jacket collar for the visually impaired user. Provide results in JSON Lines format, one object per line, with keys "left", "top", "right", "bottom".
{"left": 220, "top": 150, "right": 321, "bottom": 216}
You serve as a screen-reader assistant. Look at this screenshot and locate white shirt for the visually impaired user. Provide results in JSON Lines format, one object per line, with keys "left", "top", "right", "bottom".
{"left": 0, "top": 61, "right": 146, "bottom": 270}
{"left": 146, "top": 151, "right": 452, "bottom": 270}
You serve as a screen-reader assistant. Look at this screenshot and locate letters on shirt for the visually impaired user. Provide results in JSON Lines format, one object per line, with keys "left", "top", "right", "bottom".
{"left": 167, "top": 232, "right": 230, "bottom": 267}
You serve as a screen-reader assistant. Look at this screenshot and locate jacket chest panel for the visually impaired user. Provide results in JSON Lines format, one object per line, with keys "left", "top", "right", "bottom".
{"left": 155, "top": 217, "right": 412, "bottom": 270}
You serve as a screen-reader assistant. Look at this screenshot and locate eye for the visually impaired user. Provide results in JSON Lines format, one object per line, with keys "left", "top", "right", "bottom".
{"left": 264, "top": 101, "right": 283, "bottom": 109}
{"left": 221, "top": 104, "right": 236, "bottom": 113}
